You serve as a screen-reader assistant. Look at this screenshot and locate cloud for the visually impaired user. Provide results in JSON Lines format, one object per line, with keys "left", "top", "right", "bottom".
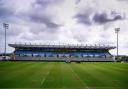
{"left": 93, "top": 12, "right": 124, "bottom": 24}
{"left": 74, "top": 7, "right": 94, "bottom": 26}
{"left": 75, "top": 13, "right": 92, "bottom": 25}
{"left": 75, "top": 0, "right": 81, "bottom": 4}
{"left": 28, "top": 13, "right": 60, "bottom": 28}
{"left": 0, "top": 0, "right": 128, "bottom": 56}
{"left": 35, "top": 0, "right": 63, "bottom": 7}
{"left": 75, "top": 9, "right": 124, "bottom": 25}
{"left": 0, "top": 7, "right": 13, "bottom": 18}
{"left": 118, "top": 0, "right": 128, "bottom": 2}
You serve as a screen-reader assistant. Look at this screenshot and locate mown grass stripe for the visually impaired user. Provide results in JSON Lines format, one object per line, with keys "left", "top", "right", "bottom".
{"left": 68, "top": 64, "right": 90, "bottom": 89}
{"left": 71, "top": 63, "right": 110, "bottom": 87}
{"left": 89, "top": 63, "right": 128, "bottom": 88}
{"left": 61, "top": 63, "right": 86, "bottom": 89}
{"left": 40, "top": 62, "right": 54, "bottom": 88}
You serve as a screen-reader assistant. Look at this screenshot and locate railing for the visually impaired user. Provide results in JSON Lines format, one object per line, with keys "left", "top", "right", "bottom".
{"left": 13, "top": 56, "right": 115, "bottom": 62}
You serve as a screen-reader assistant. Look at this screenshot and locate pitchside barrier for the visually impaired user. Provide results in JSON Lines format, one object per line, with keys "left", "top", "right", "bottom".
{"left": 10, "top": 56, "right": 115, "bottom": 62}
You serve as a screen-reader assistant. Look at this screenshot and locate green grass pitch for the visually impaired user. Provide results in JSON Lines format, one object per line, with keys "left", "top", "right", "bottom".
{"left": 0, "top": 62, "right": 128, "bottom": 89}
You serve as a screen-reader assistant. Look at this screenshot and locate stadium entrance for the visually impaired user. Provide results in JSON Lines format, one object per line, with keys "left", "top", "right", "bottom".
{"left": 9, "top": 43, "right": 116, "bottom": 62}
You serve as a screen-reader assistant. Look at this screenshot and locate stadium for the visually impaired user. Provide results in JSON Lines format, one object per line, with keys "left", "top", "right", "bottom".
{"left": 9, "top": 43, "right": 115, "bottom": 62}
{"left": 0, "top": 0, "right": 128, "bottom": 88}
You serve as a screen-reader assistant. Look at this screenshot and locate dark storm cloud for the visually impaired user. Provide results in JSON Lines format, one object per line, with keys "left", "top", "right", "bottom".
{"left": 75, "top": 0, "right": 81, "bottom": 4}
{"left": 0, "top": 0, "right": 62, "bottom": 35}
{"left": 0, "top": 3, "right": 15, "bottom": 22}
{"left": 36, "top": 0, "right": 59, "bottom": 5}
{"left": 93, "top": 12, "right": 124, "bottom": 24}
{"left": 74, "top": 13, "right": 92, "bottom": 25}
{"left": 17, "top": 0, "right": 62, "bottom": 29}
{"left": 74, "top": 7, "right": 94, "bottom": 26}
{"left": 0, "top": 7, "right": 13, "bottom": 18}
{"left": 34, "top": 0, "right": 63, "bottom": 9}
{"left": 28, "top": 14, "right": 60, "bottom": 28}
{"left": 75, "top": 10, "right": 124, "bottom": 25}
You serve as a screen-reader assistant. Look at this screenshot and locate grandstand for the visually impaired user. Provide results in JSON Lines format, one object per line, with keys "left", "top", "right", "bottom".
{"left": 9, "top": 43, "right": 116, "bottom": 62}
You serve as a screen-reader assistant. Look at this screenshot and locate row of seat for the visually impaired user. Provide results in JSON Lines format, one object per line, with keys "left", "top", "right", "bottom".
{"left": 15, "top": 51, "right": 109, "bottom": 55}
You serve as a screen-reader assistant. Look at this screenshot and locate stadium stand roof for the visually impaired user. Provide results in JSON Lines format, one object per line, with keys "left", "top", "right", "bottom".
{"left": 9, "top": 43, "right": 116, "bottom": 50}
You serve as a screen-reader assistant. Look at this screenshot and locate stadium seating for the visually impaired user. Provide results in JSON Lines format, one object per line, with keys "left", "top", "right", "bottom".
{"left": 12, "top": 44, "right": 115, "bottom": 62}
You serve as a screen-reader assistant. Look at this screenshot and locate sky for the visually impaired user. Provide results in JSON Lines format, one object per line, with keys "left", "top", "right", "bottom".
{"left": 0, "top": 0, "right": 128, "bottom": 55}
